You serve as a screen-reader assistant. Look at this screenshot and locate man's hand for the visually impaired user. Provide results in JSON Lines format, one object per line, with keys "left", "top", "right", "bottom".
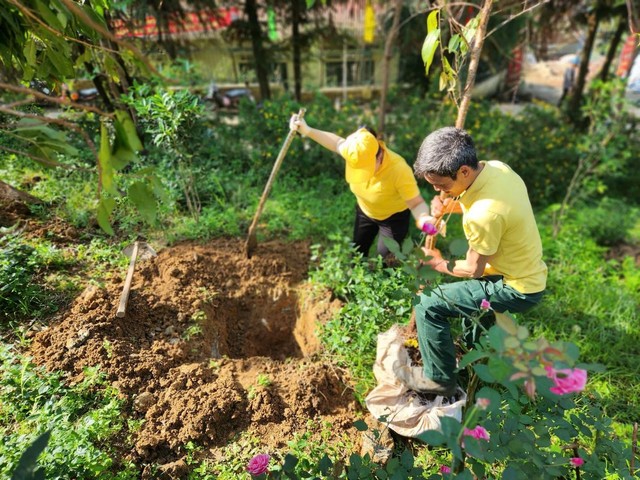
{"left": 421, "top": 247, "right": 448, "bottom": 273}
{"left": 289, "top": 114, "right": 310, "bottom": 136}
{"left": 431, "top": 196, "right": 460, "bottom": 217}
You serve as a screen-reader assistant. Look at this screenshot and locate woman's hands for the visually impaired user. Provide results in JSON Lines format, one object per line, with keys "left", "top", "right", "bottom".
{"left": 289, "top": 113, "right": 310, "bottom": 136}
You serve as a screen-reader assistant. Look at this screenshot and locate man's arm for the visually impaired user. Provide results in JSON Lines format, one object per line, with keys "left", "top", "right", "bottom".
{"left": 290, "top": 114, "right": 344, "bottom": 153}
{"left": 422, "top": 246, "right": 489, "bottom": 278}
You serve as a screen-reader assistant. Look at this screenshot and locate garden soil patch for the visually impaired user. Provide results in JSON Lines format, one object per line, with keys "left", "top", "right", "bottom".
{"left": 29, "top": 236, "right": 362, "bottom": 468}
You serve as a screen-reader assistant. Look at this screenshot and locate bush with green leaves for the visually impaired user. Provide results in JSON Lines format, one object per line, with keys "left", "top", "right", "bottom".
{"left": 528, "top": 211, "right": 640, "bottom": 424}
{"left": 0, "top": 345, "right": 136, "bottom": 479}
{"left": 571, "top": 197, "right": 639, "bottom": 246}
{"left": 308, "top": 236, "right": 417, "bottom": 401}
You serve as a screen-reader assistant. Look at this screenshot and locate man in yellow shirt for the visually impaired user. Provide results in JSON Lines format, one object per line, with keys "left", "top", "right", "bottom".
{"left": 412, "top": 127, "right": 547, "bottom": 396}
{"left": 289, "top": 114, "right": 435, "bottom": 259}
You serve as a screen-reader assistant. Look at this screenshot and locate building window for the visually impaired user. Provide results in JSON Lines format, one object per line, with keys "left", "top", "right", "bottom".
{"left": 324, "top": 59, "right": 374, "bottom": 87}
{"left": 238, "top": 62, "right": 287, "bottom": 84}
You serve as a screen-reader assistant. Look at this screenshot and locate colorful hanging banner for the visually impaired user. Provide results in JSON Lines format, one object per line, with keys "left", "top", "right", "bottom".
{"left": 267, "top": 7, "right": 279, "bottom": 41}
{"left": 616, "top": 34, "right": 637, "bottom": 78}
{"left": 364, "top": 0, "right": 375, "bottom": 44}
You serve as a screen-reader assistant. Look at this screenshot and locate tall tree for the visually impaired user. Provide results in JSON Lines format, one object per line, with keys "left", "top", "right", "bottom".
{"left": 245, "top": 0, "right": 271, "bottom": 100}
{"left": 598, "top": 11, "right": 628, "bottom": 81}
{"left": 566, "top": 0, "right": 604, "bottom": 125}
{"left": 291, "top": 0, "right": 303, "bottom": 101}
{"left": 377, "top": 0, "right": 404, "bottom": 137}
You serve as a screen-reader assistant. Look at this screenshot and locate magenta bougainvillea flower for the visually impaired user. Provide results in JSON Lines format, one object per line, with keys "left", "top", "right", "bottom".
{"left": 463, "top": 425, "right": 490, "bottom": 441}
{"left": 440, "top": 465, "right": 452, "bottom": 474}
{"left": 480, "top": 299, "right": 491, "bottom": 310}
{"left": 570, "top": 457, "right": 585, "bottom": 467}
{"left": 247, "top": 454, "right": 271, "bottom": 476}
{"left": 545, "top": 366, "right": 588, "bottom": 395}
{"left": 422, "top": 222, "right": 438, "bottom": 235}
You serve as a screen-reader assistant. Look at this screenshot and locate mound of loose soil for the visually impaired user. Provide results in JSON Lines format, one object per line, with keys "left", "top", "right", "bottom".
{"left": 30, "top": 238, "right": 362, "bottom": 467}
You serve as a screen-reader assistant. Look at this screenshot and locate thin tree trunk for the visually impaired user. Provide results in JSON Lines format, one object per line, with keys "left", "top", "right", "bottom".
{"left": 246, "top": 0, "right": 271, "bottom": 101}
{"left": 567, "top": 9, "right": 600, "bottom": 125}
{"left": 377, "top": 0, "right": 403, "bottom": 138}
{"left": 426, "top": 0, "right": 493, "bottom": 252}
{"left": 598, "top": 14, "right": 627, "bottom": 82}
{"left": 455, "top": 0, "right": 493, "bottom": 129}
{"left": 292, "top": 0, "right": 302, "bottom": 102}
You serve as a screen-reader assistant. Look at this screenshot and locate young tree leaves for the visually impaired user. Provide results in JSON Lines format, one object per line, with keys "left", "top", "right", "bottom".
{"left": 421, "top": 10, "right": 440, "bottom": 76}
{"left": 97, "top": 196, "right": 115, "bottom": 236}
{"left": 98, "top": 122, "right": 116, "bottom": 196}
{"left": 10, "top": 120, "right": 79, "bottom": 164}
{"left": 112, "top": 110, "right": 143, "bottom": 170}
{"left": 128, "top": 181, "right": 156, "bottom": 225}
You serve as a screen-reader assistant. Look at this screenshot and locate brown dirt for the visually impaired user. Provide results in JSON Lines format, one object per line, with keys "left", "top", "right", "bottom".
{"left": 28, "top": 235, "right": 362, "bottom": 467}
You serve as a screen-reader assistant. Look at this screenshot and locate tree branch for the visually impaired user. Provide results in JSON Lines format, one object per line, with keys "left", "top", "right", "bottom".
{"left": 0, "top": 82, "right": 113, "bottom": 117}
{"left": 0, "top": 145, "right": 78, "bottom": 169}
{"left": 0, "top": 105, "right": 99, "bottom": 164}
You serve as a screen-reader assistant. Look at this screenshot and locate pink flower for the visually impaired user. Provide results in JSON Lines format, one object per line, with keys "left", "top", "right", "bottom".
{"left": 480, "top": 299, "right": 491, "bottom": 310}
{"left": 475, "top": 397, "right": 490, "bottom": 410}
{"left": 570, "top": 457, "right": 584, "bottom": 467}
{"left": 440, "top": 465, "right": 452, "bottom": 474}
{"left": 545, "top": 366, "right": 587, "bottom": 395}
{"left": 422, "top": 222, "right": 438, "bottom": 235}
{"left": 247, "top": 454, "right": 270, "bottom": 476}
{"left": 463, "top": 425, "right": 490, "bottom": 441}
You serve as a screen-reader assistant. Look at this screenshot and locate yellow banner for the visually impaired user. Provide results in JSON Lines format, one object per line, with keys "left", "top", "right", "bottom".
{"left": 364, "top": 0, "right": 375, "bottom": 44}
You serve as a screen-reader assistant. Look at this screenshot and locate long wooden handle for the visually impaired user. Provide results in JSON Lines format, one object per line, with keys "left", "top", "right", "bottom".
{"left": 116, "top": 241, "right": 139, "bottom": 318}
{"left": 246, "top": 108, "right": 305, "bottom": 243}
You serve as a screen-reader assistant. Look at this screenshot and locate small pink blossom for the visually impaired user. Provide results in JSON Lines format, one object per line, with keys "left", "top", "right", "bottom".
{"left": 440, "top": 465, "right": 452, "bottom": 474}
{"left": 422, "top": 222, "right": 438, "bottom": 235}
{"left": 570, "top": 457, "right": 584, "bottom": 467}
{"left": 480, "top": 299, "right": 491, "bottom": 310}
{"left": 247, "top": 454, "right": 270, "bottom": 476}
{"left": 463, "top": 425, "right": 490, "bottom": 441}
{"left": 475, "top": 397, "right": 490, "bottom": 410}
{"left": 545, "top": 366, "right": 588, "bottom": 395}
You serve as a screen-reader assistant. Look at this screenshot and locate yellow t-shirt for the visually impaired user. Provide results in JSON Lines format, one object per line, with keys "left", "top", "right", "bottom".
{"left": 458, "top": 160, "right": 547, "bottom": 293}
{"left": 340, "top": 141, "right": 420, "bottom": 220}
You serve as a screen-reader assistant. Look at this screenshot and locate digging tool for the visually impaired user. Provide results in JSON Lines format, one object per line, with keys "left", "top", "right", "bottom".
{"left": 245, "top": 108, "right": 305, "bottom": 258}
{"left": 116, "top": 240, "right": 157, "bottom": 318}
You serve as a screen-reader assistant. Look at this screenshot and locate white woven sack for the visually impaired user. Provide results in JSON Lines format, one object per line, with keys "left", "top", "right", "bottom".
{"left": 365, "top": 325, "right": 466, "bottom": 438}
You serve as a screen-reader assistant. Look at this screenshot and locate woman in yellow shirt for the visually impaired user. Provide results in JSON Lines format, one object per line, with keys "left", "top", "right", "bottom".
{"left": 289, "top": 113, "right": 435, "bottom": 259}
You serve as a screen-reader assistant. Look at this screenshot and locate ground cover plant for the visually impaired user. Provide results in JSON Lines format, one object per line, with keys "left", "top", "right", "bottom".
{"left": 1, "top": 89, "right": 639, "bottom": 478}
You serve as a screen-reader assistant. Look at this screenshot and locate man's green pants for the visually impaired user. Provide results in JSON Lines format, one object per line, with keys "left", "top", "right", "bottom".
{"left": 414, "top": 276, "right": 544, "bottom": 386}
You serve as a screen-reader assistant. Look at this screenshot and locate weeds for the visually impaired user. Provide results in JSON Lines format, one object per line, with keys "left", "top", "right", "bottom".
{"left": 0, "top": 345, "right": 135, "bottom": 479}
